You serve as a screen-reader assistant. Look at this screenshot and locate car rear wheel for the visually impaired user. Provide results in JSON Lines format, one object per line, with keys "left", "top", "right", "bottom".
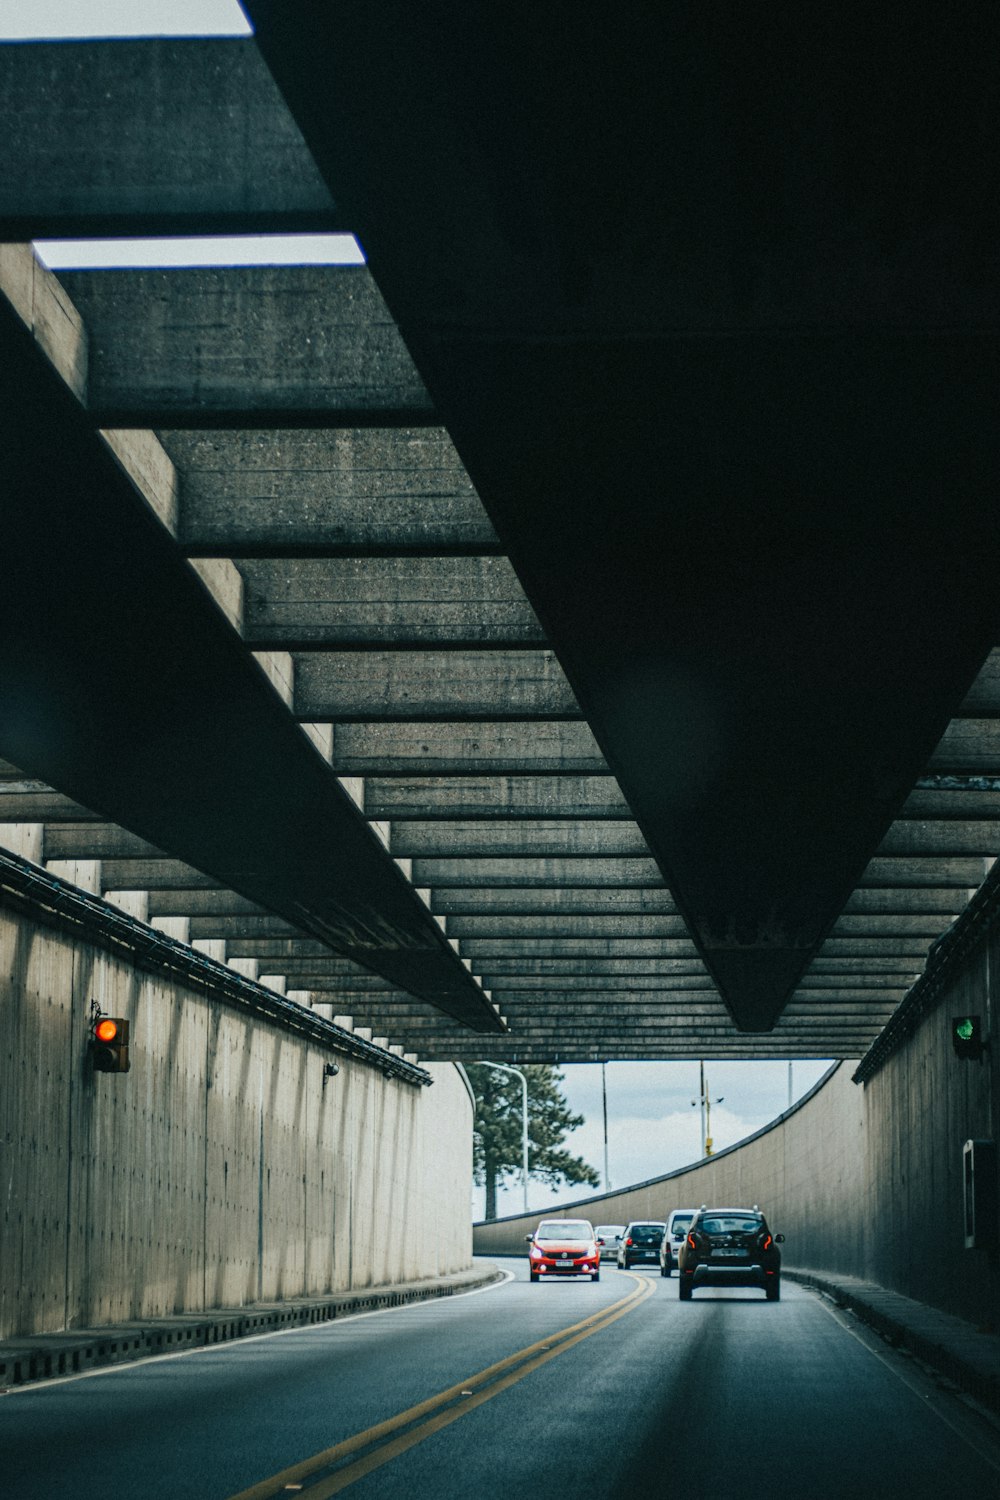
{"left": 660, "top": 1263, "right": 670, "bottom": 1277}
{"left": 766, "top": 1279, "right": 780, "bottom": 1301}
{"left": 679, "top": 1280, "right": 693, "bottom": 1300}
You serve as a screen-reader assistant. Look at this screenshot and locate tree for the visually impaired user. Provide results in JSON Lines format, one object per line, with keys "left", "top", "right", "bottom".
{"left": 467, "top": 1063, "right": 600, "bottom": 1220}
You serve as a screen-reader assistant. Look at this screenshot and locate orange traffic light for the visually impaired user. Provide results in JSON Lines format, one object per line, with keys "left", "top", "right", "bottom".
{"left": 91, "top": 1015, "right": 130, "bottom": 1073}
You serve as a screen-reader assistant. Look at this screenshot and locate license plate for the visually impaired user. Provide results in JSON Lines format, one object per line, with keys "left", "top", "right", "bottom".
{"left": 556, "top": 1258, "right": 573, "bottom": 1267}
{"left": 714, "top": 1249, "right": 748, "bottom": 1258}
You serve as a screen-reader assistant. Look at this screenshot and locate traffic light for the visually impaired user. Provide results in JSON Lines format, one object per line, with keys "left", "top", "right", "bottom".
{"left": 952, "top": 1015, "right": 985, "bottom": 1061}
{"left": 91, "top": 1015, "right": 130, "bottom": 1073}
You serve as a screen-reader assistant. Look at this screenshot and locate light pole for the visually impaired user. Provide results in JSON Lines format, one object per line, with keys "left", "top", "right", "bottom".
{"left": 601, "top": 1061, "right": 611, "bottom": 1191}
{"left": 691, "top": 1061, "right": 724, "bottom": 1156}
{"left": 478, "top": 1061, "right": 529, "bottom": 1212}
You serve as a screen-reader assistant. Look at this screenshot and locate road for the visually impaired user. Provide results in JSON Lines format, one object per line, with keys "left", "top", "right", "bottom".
{"left": 2, "top": 1266, "right": 998, "bottom": 1498}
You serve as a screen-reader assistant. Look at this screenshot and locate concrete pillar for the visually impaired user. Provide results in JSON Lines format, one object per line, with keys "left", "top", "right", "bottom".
{"left": 104, "top": 889, "right": 149, "bottom": 921}
{"left": 0, "top": 823, "right": 43, "bottom": 862}
{"left": 192, "top": 938, "right": 227, "bottom": 962}
{"left": 45, "top": 859, "right": 100, "bottom": 894}
{"left": 150, "top": 915, "right": 191, "bottom": 942}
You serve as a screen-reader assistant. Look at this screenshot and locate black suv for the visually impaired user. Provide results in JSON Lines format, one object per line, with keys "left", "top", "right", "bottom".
{"left": 616, "top": 1220, "right": 666, "bottom": 1269}
{"left": 676, "top": 1206, "right": 784, "bottom": 1300}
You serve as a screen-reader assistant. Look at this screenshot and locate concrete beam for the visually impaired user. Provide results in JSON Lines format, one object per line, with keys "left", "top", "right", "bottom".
{"left": 840, "top": 888, "right": 970, "bottom": 915}
{"left": 0, "top": 39, "right": 337, "bottom": 238}
{"left": 900, "top": 786, "right": 1000, "bottom": 818}
{"left": 928, "top": 720, "right": 1000, "bottom": 773}
{"left": 238, "top": 557, "right": 541, "bottom": 647}
{"left": 876, "top": 821, "right": 1000, "bottom": 856}
{"left": 186, "top": 917, "right": 301, "bottom": 940}
{"left": 445, "top": 917, "right": 695, "bottom": 939}
{"left": 43, "top": 824, "right": 167, "bottom": 860}
{"left": 162, "top": 428, "right": 499, "bottom": 555}
{"left": 410, "top": 857, "right": 663, "bottom": 887}
{"left": 0, "top": 785, "right": 99, "bottom": 821}
{"left": 452, "top": 938, "right": 704, "bottom": 961}
{"left": 146, "top": 890, "right": 268, "bottom": 918}
{"left": 828, "top": 914, "right": 955, "bottom": 937}
{"left": 363, "top": 776, "right": 629, "bottom": 820}
{"left": 859, "top": 857, "right": 995, "bottom": 886}
{"left": 390, "top": 821, "right": 649, "bottom": 858}
{"left": 97, "top": 859, "right": 217, "bottom": 892}
{"left": 57, "top": 267, "right": 432, "bottom": 424}
{"left": 293, "top": 651, "right": 579, "bottom": 720}
{"left": 815, "top": 938, "right": 933, "bottom": 958}
{"left": 470, "top": 958, "right": 716, "bottom": 977}
{"left": 480, "top": 975, "right": 717, "bottom": 992}
{"left": 803, "top": 957, "right": 926, "bottom": 975}
{"left": 330, "top": 720, "right": 607, "bottom": 774}
{"left": 273, "top": 972, "right": 401, "bottom": 991}
{"left": 795, "top": 974, "right": 914, "bottom": 991}
{"left": 430, "top": 889, "right": 678, "bottom": 916}
{"left": 222, "top": 941, "right": 361, "bottom": 963}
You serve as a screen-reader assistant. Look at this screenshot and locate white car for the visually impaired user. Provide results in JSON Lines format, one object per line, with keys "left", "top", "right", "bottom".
{"left": 594, "top": 1223, "right": 626, "bottom": 1262}
{"left": 659, "top": 1208, "right": 697, "bottom": 1276}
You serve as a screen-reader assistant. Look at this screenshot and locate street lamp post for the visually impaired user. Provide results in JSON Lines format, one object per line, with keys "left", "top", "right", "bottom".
{"left": 478, "top": 1061, "right": 529, "bottom": 1213}
{"left": 601, "top": 1061, "right": 610, "bottom": 1191}
{"left": 692, "top": 1061, "right": 724, "bottom": 1157}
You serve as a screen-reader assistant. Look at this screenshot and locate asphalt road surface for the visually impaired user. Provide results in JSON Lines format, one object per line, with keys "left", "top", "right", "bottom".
{"left": 2, "top": 1267, "right": 998, "bottom": 1498}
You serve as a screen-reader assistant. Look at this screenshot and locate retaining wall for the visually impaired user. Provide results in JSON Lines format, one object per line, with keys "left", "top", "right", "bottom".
{"left": 1, "top": 904, "right": 473, "bottom": 1338}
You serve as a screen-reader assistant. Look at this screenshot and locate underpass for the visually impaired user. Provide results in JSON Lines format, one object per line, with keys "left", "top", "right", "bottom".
{"left": 2, "top": 7, "right": 1000, "bottom": 1493}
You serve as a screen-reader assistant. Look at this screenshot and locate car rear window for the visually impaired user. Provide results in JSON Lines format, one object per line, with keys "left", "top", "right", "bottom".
{"left": 699, "top": 1216, "right": 762, "bottom": 1235}
{"left": 630, "top": 1224, "right": 665, "bottom": 1243}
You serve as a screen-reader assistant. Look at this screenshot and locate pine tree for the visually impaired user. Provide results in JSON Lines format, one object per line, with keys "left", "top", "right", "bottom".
{"left": 467, "top": 1063, "right": 600, "bottom": 1220}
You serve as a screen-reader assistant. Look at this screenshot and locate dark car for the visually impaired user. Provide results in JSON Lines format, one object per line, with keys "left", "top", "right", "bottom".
{"left": 616, "top": 1220, "right": 666, "bottom": 1269}
{"left": 527, "top": 1219, "right": 601, "bottom": 1282}
{"left": 676, "top": 1206, "right": 784, "bottom": 1300}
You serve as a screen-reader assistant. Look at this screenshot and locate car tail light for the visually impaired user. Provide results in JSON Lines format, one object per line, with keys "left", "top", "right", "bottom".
{"left": 761, "top": 1233, "right": 772, "bottom": 1251}
{"left": 687, "top": 1233, "right": 697, "bottom": 1250}
{"left": 625, "top": 1237, "right": 633, "bottom": 1246}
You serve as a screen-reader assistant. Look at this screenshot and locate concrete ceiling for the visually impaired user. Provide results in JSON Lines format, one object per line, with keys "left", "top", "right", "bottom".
{"left": 1, "top": 25, "right": 999, "bottom": 1061}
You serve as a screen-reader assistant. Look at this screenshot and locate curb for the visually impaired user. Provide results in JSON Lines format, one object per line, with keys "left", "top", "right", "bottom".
{"left": 785, "top": 1268, "right": 1000, "bottom": 1417}
{"left": 0, "top": 1264, "right": 504, "bottom": 1391}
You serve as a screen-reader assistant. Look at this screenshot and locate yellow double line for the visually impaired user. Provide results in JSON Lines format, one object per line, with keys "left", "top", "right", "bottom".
{"left": 229, "top": 1272, "right": 654, "bottom": 1499}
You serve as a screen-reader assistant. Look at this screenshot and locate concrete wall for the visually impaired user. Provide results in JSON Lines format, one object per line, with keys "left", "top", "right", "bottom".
{"left": 475, "top": 925, "right": 1000, "bottom": 1330}
{"left": 1, "top": 905, "right": 473, "bottom": 1339}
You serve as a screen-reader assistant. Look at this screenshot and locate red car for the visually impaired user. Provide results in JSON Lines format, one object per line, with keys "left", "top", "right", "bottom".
{"left": 526, "top": 1219, "right": 601, "bottom": 1282}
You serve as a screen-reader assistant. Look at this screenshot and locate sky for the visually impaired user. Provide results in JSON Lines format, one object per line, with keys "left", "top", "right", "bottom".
{"left": 8, "top": 2, "right": 840, "bottom": 1223}
{"left": 0, "top": 0, "right": 250, "bottom": 38}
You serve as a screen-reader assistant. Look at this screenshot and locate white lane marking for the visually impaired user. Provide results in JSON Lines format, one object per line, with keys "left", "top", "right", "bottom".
{"left": 2, "top": 1268, "right": 517, "bottom": 1396}
{"left": 813, "top": 1290, "right": 1000, "bottom": 1474}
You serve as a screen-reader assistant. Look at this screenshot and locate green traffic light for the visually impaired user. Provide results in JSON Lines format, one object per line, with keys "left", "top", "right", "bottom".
{"left": 956, "top": 1017, "right": 975, "bottom": 1042}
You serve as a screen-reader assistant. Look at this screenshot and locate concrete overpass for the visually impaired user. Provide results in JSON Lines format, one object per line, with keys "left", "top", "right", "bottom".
{"left": 1, "top": 5, "right": 998, "bottom": 1424}
{"left": 2, "top": 21, "right": 1000, "bottom": 1067}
